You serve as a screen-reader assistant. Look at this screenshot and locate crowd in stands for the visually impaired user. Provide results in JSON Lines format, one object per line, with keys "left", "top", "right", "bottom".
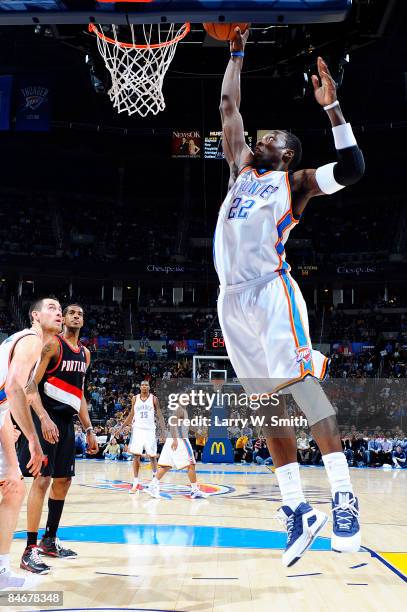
{"left": 0, "top": 188, "right": 404, "bottom": 269}
{"left": 81, "top": 306, "right": 125, "bottom": 340}
{"left": 0, "top": 191, "right": 56, "bottom": 258}
{"left": 326, "top": 306, "right": 407, "bottom": 343}
{"left": 74, "top": 413, "right": 407, "bottom": 470}
{"left": 137, "top": 309, "right": 213, "bottom": 340}
{"left": 293, "top": 198, "right": 400, "bottom": 261}
{"left": 0, "top": 306, "right": 18, "bottom": 335}
{"left": 74, "top": 349, "right": 407, "bottom": 470}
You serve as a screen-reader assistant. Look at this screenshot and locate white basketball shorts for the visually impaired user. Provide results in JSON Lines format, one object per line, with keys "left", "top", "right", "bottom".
{"left": 217, "top": 271, "right": 329, "bottom": 395}
{"left": 0, "top": 410, "right": 21, "bottom": 482}
{"left": 158, "top": 438, "right": 196, "bottom": 470}
{"left": 128, "top": 428, "right": 157, "bottom": 456}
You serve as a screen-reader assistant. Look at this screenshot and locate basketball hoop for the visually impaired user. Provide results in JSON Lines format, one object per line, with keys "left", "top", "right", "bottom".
{"left": 89, "top": 21, "right": 190, "bottom": 117}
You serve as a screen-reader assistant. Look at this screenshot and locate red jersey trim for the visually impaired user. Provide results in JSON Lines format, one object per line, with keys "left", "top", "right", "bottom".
{"left": 46, "top": 376, "right": 83, "bottom": 400}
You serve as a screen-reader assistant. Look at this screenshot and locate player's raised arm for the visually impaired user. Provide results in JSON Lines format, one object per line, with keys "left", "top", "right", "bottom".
{"left": 220, "top": 27, "right": 253, "bottom": 187}
{"left": 291, "top": 57, "right": 365, "bottom": 216}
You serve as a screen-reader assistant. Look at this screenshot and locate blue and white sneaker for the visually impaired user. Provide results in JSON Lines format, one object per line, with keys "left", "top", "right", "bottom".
{"left": 331, "top": 492, "right": 361, "bottom": 553}
{"left": 190, "top": 488, "right": 208, "bottom": 499}
{"left": 143, "top": 481, "right": 160, "bottom": 499}
{"left": 279, "top": 502, "right": 328, "bottom": 567}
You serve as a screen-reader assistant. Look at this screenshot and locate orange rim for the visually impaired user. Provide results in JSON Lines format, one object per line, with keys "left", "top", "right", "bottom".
{"left": 88, "top": 22, "right": 190, "bottom": 50}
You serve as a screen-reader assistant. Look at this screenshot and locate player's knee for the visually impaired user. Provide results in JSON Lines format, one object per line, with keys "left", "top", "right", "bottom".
{"left": 34, "top": 475, "right": 52, "bottom": 493}
{"left": 1, "top": 478, "right": 25, "bottom": 505}
{"left": 290, "top": 376, "right": 336, "bottom": 427}
{"left": 52, "top": 477, "right": 72, "bottom": 495}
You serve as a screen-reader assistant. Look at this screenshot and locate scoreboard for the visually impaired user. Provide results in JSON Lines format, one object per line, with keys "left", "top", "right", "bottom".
{"left": 205, "top": 328, "right": 226, "bottom": 352}
{"left": 204, "top": 131, "right": 253, "bottom": 160}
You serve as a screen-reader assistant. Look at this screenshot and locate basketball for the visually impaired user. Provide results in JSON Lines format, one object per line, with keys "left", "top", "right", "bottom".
{"left": 203, "top": 22, "right": 250, "bottom": 41}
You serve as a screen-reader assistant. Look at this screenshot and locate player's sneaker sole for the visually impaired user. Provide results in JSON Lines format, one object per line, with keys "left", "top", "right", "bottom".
{"left": 283, "top": 511, "right": 328, "bottom": 568}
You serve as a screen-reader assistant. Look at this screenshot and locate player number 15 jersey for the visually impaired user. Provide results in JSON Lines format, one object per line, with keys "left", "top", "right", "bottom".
{"left": 133, "top": 394, "right": 155, "bottom": 431}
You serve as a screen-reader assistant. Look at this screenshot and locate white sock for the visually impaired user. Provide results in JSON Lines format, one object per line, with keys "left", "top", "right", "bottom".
{"left": 133, "top": 477, "right": 138, "bottom": 486}
{"left": 323, "top": 452, "right": 353, "bottom": 496}
{"left": 275, "top": 462, "right": 306, "bottom": 511}
{"left": 190, "top": 482, "right": 199, "bottom": 492}
{"left": 0, "top": 554, "right": 10, "bottom": 573}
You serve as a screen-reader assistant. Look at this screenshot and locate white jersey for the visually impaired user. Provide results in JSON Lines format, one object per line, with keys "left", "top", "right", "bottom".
{"left": 214, "top": 167, "right": 298, "bottom": 286}
{"left": 132, "top": 393, "right": 156, "bottom": 431}
{"left": 0, "top": 329, "right": 39, "bottom": 429}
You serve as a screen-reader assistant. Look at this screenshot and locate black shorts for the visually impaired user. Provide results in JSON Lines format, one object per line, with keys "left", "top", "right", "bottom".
{"left": 18, "top": 410, "right": 75, "bottom": 478}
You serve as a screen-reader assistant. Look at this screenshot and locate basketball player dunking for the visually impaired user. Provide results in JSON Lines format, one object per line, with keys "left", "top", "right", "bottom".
{"left": 215, "top": 28, "right": 365, "bottom": 566}
{"left": 0, "top": 297, "right": 61, "bottom": 590}
{"left": 18, "top": 304, "right": 98, "bottom": 574}
{"left": 144, "top": 404, "right": 207, "bottom": 499}
{"left": 117, "top": 380, "right": 165, "bottom": 493}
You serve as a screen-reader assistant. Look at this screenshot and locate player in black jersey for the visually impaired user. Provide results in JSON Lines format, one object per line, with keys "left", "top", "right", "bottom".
{"left": 18, "top": 304, "right": 98, "bottom": 574}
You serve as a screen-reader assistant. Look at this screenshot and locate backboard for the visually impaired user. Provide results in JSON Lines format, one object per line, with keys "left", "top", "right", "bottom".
{"left": 0, "top": 1, "right": 352, "bottom": 25}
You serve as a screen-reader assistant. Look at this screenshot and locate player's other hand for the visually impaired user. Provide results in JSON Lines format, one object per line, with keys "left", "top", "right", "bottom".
{"left": 311, "top": 57, "right": 337, "bottom": 107}
{"left": 86, "top": 431, "right": 99, "bottom": 454}
{"left": 27, "top": 438, "right": 45, "bottom": 477}
{"left": 41, "top": 414, "right": 59, "bottom": 444}
{"left": 230, "top": 26, "right": 249, "bottom": 53}
{"left": 171, "top": 438, "right": 178, "bottom": 451}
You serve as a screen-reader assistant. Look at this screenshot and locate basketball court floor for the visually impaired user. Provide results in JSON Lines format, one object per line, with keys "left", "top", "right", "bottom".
{"left": 6, "top": 459, "right": 407, "bottom": 612}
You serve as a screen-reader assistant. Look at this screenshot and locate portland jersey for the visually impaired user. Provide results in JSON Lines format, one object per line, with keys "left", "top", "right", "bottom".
{"left": 40, "top": 335, "right": 87, "bottom": 416}
{"left": 133, "top": 394, "right": 155, "bottom": 431}
{"left": 214, "top": 167, "right": 298, "bottom": 286}
{"left": 0, "top": 329, "right": 39, "bottom": 428}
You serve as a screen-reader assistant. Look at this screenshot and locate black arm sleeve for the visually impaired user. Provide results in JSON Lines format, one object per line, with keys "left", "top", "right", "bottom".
{"left": 333, "top": 145, "right": 365, "bottom": 186}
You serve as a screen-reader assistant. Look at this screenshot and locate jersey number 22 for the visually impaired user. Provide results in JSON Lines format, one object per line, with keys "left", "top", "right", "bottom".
{"left": 227, "top": 197, "right": 255, "bottom": 220}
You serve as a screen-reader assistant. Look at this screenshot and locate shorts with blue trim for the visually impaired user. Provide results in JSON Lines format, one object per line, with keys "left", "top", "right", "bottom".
{"left": 217, "top": 271, "right": 329, "bottom": 396}
{"left": 158, "top": 438, "right": 196, "bottom": 470}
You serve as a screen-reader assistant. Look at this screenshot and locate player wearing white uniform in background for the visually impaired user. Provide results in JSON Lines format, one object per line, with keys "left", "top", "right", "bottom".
{"left": 117, "top": 381, "right": 165, "bottom": 494}
{"left": 144, "top": 405, "right": 206, "bottom": 499}
{"left": 217, "top": 29, "right": 365, "bottom": 566}
{"left": 0, "top": 297, "right": 62, "bottom": 590}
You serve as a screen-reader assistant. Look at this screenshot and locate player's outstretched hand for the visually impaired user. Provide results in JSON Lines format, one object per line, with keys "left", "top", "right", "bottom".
{"left": 230, "top": 26, "right": 249, "bottom": 53}
{"left": 311, "top": 56, "right": 337, "bottom": 107}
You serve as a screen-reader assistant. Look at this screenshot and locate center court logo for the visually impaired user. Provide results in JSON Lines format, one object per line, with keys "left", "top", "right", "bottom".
{"left": 80, "top": 479, "right": 234, "bottom": 498}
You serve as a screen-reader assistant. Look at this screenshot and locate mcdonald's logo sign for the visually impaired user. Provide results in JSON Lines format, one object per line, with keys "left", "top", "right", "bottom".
{"left": 203, "top": 438, "right": 233, "bottom": 463}
{"left": 211, "top": 441, "right": 225, "bottom": 455}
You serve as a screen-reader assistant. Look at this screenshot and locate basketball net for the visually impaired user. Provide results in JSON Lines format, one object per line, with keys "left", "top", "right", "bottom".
{"left": 89, "top": 22, "right": 190, "bottom": 117}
